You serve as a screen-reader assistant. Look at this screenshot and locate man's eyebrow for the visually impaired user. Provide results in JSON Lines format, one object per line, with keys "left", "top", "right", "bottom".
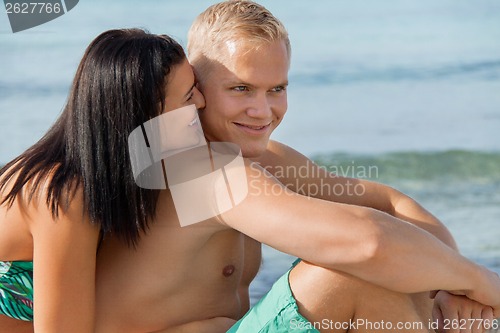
{"left": 222, "top": 79, "right": 289, "bottom": 88}
{"left": 269, "top": 81, "right": 289, "bottom": 89}
{"left": 223, "top": 79, "right": 253, "bottom": 87}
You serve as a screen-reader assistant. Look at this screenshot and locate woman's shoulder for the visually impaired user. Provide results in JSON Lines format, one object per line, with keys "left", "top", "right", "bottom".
{"left": 1, "top": 161, "right": 88, "bottom": 228}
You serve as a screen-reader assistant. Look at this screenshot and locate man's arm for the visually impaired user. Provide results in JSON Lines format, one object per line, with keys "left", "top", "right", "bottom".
{"left": 218, "top": 160, "right": 500, "bottom": 314}
{"left": 255, "top": 140, "right": 458, "bottom": 249}
{"left": 255, "top": 141, "right": 500, "bottom": 322}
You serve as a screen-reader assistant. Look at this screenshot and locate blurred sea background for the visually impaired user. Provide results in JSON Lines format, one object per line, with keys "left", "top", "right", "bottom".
{"left": 1, "top": 0, "right": 499, "bottom": 305}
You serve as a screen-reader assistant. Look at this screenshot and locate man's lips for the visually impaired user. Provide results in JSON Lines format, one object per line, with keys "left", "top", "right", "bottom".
{"left": 233, "top": 122, "right": 272, "bottom": 135}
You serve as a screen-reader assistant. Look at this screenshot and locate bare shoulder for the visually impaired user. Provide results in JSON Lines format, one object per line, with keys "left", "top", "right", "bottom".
{"left": 0, "top": 190, "right": 34, "bottom": 260}
{"left": 252, "top": 140, "right": 313, "bottom": 171}
{"left": 9, "top": 165, "right": 89, "bottom": 229}
{"left": 0, "top": 164, "right": 99, "bottom": 261}
{"left": 27, "top": 178, "right": 99, "bottom": 243}
{"left": 0, "top": 165, "right": 46, "bottom": 260}
{"left": 254, "top": 140, "right": 304, "bottom": 163}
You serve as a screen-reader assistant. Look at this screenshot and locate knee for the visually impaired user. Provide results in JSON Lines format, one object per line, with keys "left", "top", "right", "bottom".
{"left": 288, "top": 261, "right": 433, "bottom": 329}
{"left": 289, "top": 260, "right": 382, "bottom": 302}
{"left": 288, "top": 261, "right": 361, "bottom": 325}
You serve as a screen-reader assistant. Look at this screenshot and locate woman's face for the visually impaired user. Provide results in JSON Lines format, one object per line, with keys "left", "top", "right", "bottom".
{"left": 163, "top": 59, "right": 205, "bottom": 113}
{"left": 154, "top": 59, "right": 206, "bottom": 155}
{"left": 128, "top": 59, "right": 207, "bottom": 189}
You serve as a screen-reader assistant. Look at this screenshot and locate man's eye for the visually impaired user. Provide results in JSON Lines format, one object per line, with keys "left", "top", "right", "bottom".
{"left": 271, "top": 86, "right": 286, "bottom": 93}
{"left": 232, "top": 86, "right": 248, "bottom": 92}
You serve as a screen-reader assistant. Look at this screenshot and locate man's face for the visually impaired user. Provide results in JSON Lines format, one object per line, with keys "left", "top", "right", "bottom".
{"left": 197, "top": 40, "right": 289, "bottom": 158}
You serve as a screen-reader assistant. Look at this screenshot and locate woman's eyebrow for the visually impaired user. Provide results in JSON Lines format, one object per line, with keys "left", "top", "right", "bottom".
{"left": 184, "top": 83, "right": 196, "bottom": 98}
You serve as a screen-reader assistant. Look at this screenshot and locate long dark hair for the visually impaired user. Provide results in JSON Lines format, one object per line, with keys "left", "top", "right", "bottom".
{"left": 0, "top": 28, "right": 186, "bottom": 246}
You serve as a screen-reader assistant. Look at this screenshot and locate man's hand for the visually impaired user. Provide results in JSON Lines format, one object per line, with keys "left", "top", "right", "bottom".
{"left": 464, "top": 267, "right": 500, "bottom": 318}
{"left": 431, "top": 290, "right": 497, "bottom": 333}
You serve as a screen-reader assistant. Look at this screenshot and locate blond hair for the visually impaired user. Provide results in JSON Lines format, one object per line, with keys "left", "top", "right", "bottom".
{"left": 188, "top": 0, "right": 290, "bottom": 81}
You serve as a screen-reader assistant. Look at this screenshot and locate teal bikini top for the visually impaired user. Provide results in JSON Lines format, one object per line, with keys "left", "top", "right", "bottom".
{"left": 0, "top": 260, "right": 34, "bottom": 321}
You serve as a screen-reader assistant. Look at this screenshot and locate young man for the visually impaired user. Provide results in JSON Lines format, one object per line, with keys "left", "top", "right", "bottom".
{"left": 185, "top": 1, "right": 499, "bottom": 332}
{"left": 93, "top": 2, "right": 500, "bottom": 333}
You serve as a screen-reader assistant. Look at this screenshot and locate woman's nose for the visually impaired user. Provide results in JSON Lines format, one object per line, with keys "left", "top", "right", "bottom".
{"left": 192, "top": 87, "right": 205, "bottom": 110}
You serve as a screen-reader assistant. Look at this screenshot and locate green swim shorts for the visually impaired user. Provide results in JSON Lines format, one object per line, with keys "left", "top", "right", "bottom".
{"left": 227, "top": 260, "right": 319, "bottom": 333}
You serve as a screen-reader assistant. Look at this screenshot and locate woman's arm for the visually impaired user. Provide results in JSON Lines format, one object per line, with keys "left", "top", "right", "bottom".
{"left": 27, "top": 189, "right": 100, "bottom": 332}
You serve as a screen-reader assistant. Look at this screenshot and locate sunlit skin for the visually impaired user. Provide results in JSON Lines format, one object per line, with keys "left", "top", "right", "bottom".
{"left": 197, "top": 40, "right": 289, "bottom": 158}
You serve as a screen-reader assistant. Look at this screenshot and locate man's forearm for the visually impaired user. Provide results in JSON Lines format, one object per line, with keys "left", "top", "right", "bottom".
{"left": 331, "top": 207, "right": 500, "bottom": 310}
{"left": 390, "top": 191, "right": 458, "bottom": 250}
{"left": 330, "top": 178, "right": 459, "bottom": 250}
{"left": 320, "top": 178, "right": 458, "bottom": 250}
{"left": 261, "top": 146, "right": 458, "bottom": 249}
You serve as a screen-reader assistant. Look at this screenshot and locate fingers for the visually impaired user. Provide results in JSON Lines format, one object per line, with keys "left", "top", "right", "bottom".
{"left": 492, "top": 306, "right": 500, "bottom": 320}
{"left": 440, "top": 300, "right": 460, "bottom": 333}
{"left": 481, "top": 306, "right": 493, "bottom": 323}
{"left": 480, "top": 307, "right": 494, "bottom": 333}
{"left": 469, "top": 308, "right": 480, "bottom": 333}
{"left": 470, "top": 306, "right": 482, "bottom": 333}
{"left": 432, "top": 302, "right": 445, "bottom": 333}
{"left": 433, "top": 290, "right": 496, "bottom": 333}
{"left": 435, "top": 291, "right": 460, "bottom": 333}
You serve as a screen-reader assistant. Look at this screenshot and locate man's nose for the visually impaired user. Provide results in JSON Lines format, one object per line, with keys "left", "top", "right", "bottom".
{"left": 246, "top": 94, "right": 272, "bottom": 118}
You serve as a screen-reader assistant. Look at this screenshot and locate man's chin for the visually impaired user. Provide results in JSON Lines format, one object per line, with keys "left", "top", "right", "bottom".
{"left": 240, "top": 143, "right": 268, "bottom": 159}
{"left": 209, "top": 134, "right": 270, "bottom": 158}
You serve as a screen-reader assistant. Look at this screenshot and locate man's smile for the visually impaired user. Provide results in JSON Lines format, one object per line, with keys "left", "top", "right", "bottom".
{"left": 233, "top": 121, "right": 272, "bottom": 135}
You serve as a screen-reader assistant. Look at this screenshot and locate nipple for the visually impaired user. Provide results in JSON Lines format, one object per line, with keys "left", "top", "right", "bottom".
{"left": 222, "top": 264, "right": 235, "bottom": 277}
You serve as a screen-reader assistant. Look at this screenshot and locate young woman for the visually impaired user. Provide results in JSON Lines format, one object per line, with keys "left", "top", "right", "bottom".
{"left": 0, "top": 28, "right": 205, "bottom": 332}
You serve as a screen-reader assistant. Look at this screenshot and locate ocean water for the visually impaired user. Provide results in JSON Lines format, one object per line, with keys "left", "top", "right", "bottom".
{"left": 1, "top": 0, "right": 499, "bottom": 304}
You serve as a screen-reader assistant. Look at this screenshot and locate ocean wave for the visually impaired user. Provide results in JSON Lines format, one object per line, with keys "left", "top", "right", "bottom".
{"left": 3, "top": 150, "right": 499, "bottom": 182}
{"left": 313, "top": 150, "right": 500, "bottom": 182}
{"left": 291, "top": 59, "right": 500, "bottom": 85}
